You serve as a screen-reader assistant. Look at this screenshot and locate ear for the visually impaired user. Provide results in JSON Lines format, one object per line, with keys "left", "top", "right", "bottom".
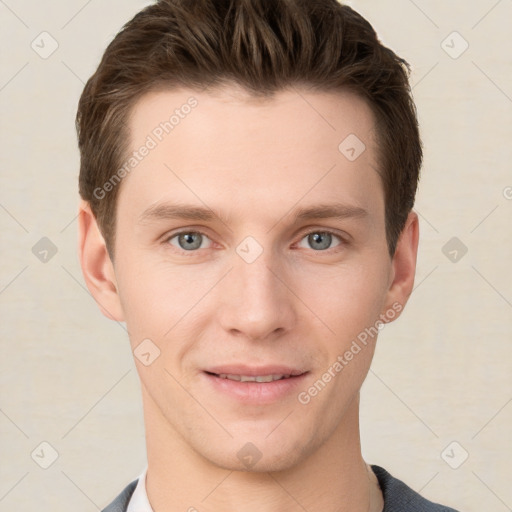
{"left": 380, "top": 210, "right": 419, "bottom": 321}
{"left": 77, "top": 200, "right": 124, "bottom": 322}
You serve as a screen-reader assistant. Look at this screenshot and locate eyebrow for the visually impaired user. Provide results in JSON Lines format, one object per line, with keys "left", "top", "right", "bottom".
{"left": 138, "top": 202, "right": 369, "bottom": 226}
{"left": 293, "top": 203, "right": 368, "bottom": 222}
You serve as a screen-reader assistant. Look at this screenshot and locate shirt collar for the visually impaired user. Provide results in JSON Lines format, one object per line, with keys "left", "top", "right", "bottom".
{"left": 127, "top": 466, "right": 154, "bottom": 512}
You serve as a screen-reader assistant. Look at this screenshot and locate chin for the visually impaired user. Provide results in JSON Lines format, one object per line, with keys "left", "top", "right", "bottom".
{"left": 199, "top": 432, "right": 315, "bottom": 474}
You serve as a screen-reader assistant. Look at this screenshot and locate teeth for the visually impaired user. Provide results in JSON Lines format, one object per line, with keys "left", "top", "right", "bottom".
{"left": 217, "top": 374, "right": 290, "bottom": 382}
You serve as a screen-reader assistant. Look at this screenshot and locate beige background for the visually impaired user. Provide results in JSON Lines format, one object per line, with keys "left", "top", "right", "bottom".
{"left": 1, "top": 0, "right": 511, "bottom": 510}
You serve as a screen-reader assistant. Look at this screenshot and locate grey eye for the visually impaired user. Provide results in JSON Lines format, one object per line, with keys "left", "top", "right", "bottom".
{"left": 298, "top": 231, "right": 341, "bottom": 251}
{"left": 169, "top": 232, "right": 210, "bottom": 251}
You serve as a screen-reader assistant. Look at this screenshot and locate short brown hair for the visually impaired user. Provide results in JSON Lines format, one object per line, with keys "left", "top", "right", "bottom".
{"left": 76, "top": 0, "right": 422, "bottom": 259}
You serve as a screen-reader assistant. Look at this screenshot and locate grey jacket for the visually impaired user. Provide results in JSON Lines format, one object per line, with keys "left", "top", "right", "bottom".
{"left": 102, "top": 465, "right": 460, "bottom": 511}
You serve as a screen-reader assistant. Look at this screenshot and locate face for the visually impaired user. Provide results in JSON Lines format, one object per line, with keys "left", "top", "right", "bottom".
{"left": 85, "top": 85, "right": 416, "bottom": 472}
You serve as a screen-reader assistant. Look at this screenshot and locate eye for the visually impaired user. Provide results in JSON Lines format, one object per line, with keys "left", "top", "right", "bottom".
{"left": 166, "top": 231, "right": 212, "bottom": 251}
{"left": 297, "top": 230, "right": 343, "bottom": 251}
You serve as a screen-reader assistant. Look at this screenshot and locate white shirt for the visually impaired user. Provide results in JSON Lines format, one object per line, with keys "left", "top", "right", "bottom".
{"left": 127, "top": 466, "right": 154, "bottom": 512}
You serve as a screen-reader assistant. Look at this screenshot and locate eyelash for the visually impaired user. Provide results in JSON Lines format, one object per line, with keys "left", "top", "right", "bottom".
{"left": 163, "top": 228, "right": 347, "bottom": 255}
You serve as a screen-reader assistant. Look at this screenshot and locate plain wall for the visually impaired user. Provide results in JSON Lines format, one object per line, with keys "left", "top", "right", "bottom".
{"left": 0, "top": 1, "right": 511, "bottom": 510}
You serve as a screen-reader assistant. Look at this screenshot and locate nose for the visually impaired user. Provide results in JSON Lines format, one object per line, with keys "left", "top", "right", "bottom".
{"left": 216, "top": 248, "right": 297, "bottom": 342}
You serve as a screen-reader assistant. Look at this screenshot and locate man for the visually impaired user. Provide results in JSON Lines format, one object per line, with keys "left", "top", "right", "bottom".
{"left": 76, "top": 0, "right": 460, "bottom": 510}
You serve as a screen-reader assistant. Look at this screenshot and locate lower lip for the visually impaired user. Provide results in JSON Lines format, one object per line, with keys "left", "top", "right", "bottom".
{"left": 203, "top": 372, "right": 308, "bottom": 404}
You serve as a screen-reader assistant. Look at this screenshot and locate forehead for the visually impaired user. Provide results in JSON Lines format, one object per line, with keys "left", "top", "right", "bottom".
{"left": 128, "top": 84, "right": 378, "bottom": 150}
{"left": 119, "top": 85, "right": 383, "bottom": 228}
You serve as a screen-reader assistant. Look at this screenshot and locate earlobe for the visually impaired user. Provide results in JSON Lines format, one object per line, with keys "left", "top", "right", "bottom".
{"left": 77, "top": 200, "right": 125, "bottom": 322}
{"left": 381, "top": 211, "right": 420, "bottom": 322}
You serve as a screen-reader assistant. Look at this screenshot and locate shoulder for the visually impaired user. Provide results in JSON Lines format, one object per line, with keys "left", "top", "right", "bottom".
{"left": 371, "top": 465, "right": 460, "bottom": 512}
{"left": 101, "top": 479, "right": 138, "bottom": 512}
{"left": 100, "top": 467, "right": 461, "bottom": 512}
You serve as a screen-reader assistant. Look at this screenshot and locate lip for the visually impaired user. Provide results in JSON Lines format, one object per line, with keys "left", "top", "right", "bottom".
{"left": 205, "top": 364, "right": 306, "bottom": 377}
{"left": 202, "top": 365, "right": 309, "bottom": 404}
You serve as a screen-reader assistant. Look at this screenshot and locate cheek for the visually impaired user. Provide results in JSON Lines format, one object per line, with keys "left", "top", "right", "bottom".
{"left": 116, "top": 258, "right": 218, "bottom": 352}
{"left": 293, "top": 264, "right": 385, "bottom": 424}
{"left": 292, "top": 258, "right": 388, "bottom": 343}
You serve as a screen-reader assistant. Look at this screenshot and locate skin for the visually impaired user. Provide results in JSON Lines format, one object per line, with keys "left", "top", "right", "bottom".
{"left": 78, "top": 85, "right": 419, "bottom": 512}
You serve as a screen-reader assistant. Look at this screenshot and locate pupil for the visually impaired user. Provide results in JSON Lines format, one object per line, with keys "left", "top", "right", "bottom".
{"left": 180, "top": 232, "right": 201, "bottom": 250}
{"left": 310, "top": 232, "right": 331, "bottom": 250}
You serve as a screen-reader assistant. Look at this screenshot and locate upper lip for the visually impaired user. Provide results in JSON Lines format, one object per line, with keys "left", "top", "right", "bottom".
{"left": 205, "top": 365, "right": 307, "bottom": 377}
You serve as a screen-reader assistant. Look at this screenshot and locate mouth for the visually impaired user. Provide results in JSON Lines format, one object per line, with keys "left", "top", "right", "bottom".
{"left": 205, "top": 372, "right": 298, "bottom": 383}
{"left": 202, "top": 366, "right": 308, "bottom": 403}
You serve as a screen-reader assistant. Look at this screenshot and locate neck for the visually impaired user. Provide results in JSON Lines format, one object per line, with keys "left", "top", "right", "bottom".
{"left": 143, "top": 389, "right": 382, "bottom": 512}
